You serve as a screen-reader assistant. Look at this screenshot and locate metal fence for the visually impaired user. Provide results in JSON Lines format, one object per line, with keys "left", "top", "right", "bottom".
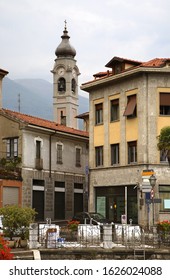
{"left": 28, "top": 222, "right": 170, "bottom": 250}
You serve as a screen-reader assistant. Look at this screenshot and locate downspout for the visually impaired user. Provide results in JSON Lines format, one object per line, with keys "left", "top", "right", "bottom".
{"left": 145, "top": 73, "right": 149, "bottom": 169}
{"left": 49, "top": 131, "right": 56, "bottom": 178}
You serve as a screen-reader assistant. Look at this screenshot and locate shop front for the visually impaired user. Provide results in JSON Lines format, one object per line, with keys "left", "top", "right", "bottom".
{"left": 95, "top": 185, "right": 138, "bottom": 224}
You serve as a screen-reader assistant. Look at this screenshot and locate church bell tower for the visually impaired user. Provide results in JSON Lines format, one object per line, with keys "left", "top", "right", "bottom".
{"left": 52, "top": 21, "right": 80, "bottom": 129}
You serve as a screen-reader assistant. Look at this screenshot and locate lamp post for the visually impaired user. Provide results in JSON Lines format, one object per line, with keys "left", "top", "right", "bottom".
{"left": 149, "top": 174, "right": 157, "bottom": 226}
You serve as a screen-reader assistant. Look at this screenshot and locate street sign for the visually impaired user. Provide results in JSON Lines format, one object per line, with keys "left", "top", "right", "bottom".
{"left": 146, "top": 198, "right": 162, "bottom": 204}
{"left": 141, "top": 169, "right": 155, "bottom": 192}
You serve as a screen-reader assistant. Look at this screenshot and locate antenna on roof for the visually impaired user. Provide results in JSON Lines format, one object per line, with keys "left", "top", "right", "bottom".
{"left": 18, "top": 93, "right": 20, "bottom": 112}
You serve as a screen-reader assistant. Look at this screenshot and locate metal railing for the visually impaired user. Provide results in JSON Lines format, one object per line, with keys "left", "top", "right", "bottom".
{"left": 28, "top": 222, "right": 170, "bottom": 250}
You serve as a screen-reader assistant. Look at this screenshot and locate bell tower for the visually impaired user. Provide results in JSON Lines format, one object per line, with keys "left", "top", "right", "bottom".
{"left": 52, "top": 21, "right": 80, "bottom": 129}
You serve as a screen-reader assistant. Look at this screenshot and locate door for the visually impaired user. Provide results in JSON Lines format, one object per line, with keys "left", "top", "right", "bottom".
{"left": 74, "top": 193, "right": 83, "bottom": 214}
{"left": 54, "top": 192, "right": 65, "bottom": 219}
{"left": 32, "top": 190, "right": 44, "bottom": 221}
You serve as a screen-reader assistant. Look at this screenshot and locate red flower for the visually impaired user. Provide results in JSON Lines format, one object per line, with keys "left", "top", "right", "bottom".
{"left": 0, "top": 237, "right": 13, "bottom": 260}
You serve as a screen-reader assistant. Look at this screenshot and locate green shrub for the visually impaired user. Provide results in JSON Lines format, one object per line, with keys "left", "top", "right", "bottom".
{"left": 0, "top": 205, "right": 37, "bottom": 240}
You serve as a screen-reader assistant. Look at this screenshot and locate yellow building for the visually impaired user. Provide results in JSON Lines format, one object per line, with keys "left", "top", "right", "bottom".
{"left": 81, "top": 56, "right": 170, "bottom": 228}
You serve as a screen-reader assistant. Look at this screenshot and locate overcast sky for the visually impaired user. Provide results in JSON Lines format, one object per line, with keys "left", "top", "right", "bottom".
{"left": 1, "top": 0, "right": 170, "bottom": 93}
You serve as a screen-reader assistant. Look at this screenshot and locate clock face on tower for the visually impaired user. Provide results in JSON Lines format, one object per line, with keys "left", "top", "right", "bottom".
{"left": 57, "top": 67, "right": 65, "bottom": 76}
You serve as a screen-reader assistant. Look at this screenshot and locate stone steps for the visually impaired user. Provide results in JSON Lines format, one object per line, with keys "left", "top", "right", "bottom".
{"left": 12, "top": 249, "right": 41, "bottom": 260}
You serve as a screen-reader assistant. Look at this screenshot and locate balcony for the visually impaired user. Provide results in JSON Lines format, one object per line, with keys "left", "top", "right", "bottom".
{"left": 35, "top": 158, "right": 43, "bottom": 170}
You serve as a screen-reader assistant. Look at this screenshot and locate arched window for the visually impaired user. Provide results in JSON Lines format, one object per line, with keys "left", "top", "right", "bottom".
{"left": 58, "top": 78, "right": 66, "bottom": 92}
{"left": 72, "top": 78, "right": 76, "bottom": 93}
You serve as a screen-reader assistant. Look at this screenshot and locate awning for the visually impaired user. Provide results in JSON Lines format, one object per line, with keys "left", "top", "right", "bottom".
{"left": 160, "top": 93, "right": 170, "bottom": 106}
{"left": 124, "top": 95, "right": 136, "bottom": 116}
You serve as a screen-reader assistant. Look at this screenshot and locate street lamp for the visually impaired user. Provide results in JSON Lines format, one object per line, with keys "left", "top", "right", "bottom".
{"left": 149, "top": 174, "right": 157, "bottom": 226}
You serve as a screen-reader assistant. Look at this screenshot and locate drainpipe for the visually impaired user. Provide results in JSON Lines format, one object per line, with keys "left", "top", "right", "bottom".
{"left": 145, "top": 73, "right": 149, "bottom": 169}
{"left": 49, "top": 131, "right": 56, "bottom": 178}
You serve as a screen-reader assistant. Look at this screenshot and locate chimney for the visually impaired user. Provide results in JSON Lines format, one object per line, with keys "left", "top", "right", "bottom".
{"left": 0, "top": 68, "right": 8, "bottom": 109}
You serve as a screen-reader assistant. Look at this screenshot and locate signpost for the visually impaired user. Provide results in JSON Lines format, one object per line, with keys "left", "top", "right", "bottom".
{"left": 141, "top": 169, "right": 155, "bottom": 192}
{"left": 146, "top": 198, "right": 162, "bottom": 204}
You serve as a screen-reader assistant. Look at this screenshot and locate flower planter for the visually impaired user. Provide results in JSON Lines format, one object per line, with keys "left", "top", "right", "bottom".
{"left": 20, "top": 239, "right": 28, "bottom": 248}
{"left": 7, "top": 240, "right": 15, "bottom": 248}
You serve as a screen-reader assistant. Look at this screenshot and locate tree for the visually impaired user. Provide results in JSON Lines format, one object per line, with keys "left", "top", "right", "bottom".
{"left": 0, "top": 205, "right": 37, "bottom": 240}
{"left": 157, "top": 126, "right": 170, "bottom": 166}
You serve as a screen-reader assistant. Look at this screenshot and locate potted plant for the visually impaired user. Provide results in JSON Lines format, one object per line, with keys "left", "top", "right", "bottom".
{"left": 67, "top": 220, "right": 80, "bottom": 241}
{"left": 0, "top": 205, "right": 37, "bottom": 247}
{"left": 157, "top": 220, "right": 170, "bottom": 243}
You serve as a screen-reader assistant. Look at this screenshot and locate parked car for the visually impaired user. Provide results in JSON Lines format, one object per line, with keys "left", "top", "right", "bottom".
{"left": 72, "top": 212, "right": 114, "bottom": 226}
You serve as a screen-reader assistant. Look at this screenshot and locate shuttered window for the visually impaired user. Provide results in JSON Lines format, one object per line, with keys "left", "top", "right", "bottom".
{"left": 111, "top": 99, "right": 119, "bottom": 121}
{"left": 95, "top": 146, "right": 103, "bottom": 167}
{"left": 36, "top": 140, "right": 41, "bottom": 159}
{"left": 57, "top": 144, "right": 63, "bottom": 164}
{"left": 128, "top": 141, "right": 137, "bottom": 164}
{"left": 160, "top": 93, "right": 170, "bottom": 105}
{"left": 76, "top": 147, "right": 81, "bottom": 167}
{"left": 6, "top": 138, "right": 18, "bottom": 158}
{"left": 3, "top": 187, "right": 19, "bottom": 206}
{"left": 111, "top": 144, "right": 119, "bottom": 164}
{"left": 95, "top": 103, "right": 103, "bottom": 124}
{"left": 160, "top": 92, "right": 170, "bottom": 115}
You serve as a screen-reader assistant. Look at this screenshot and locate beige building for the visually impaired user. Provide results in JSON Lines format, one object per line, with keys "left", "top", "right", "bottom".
{"left": 81, "top": 56, "right": 170, "bottom": 228}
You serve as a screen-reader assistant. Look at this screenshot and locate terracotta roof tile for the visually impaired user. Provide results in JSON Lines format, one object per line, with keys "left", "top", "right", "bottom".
{"left": 0, "top": 108, "right": 89, "bottom": 138}
{"left": 140, "top": 58, "right": 170, "bottom": 67}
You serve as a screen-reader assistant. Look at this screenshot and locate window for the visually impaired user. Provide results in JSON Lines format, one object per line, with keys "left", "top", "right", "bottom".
{"left": 72, "top": 79, "right": 76, "bottom": 93}
{"left": 60, "top": 111, "right": 66, "bottom": 125}
{"left": 58, "top": 77, "right": 66, "bottom": 92}
{"left": 36, "top": 140, "right": 41, "bottom": 159}
{"left": 124, "top": 95, "right": 137, "bottom": 118}
{"left": 111, "top": 99, "right": 119, "bottom": 121}
{"left": 57, "top": 144, "right": 63, "bottom": 164}
{"left": 76, "top": 147, "right": 81, "bottom": 167}
{"left": 111, "top": 144, "right": 119, "bottom": 165}
{"left": 95, "top": 146, "right": 103, "bottom": 167}
{"left": 95, "top": 103, "right": 103, "bottom": 125}
{"left": 160, "top": 92, "right": 170, "bottom": 115}
{"left": 6, "top": 138, "right": 18, "bottom": 158}
{"left": 159, "top": 185, "right": 170, "bottom": 212}
{"left": 74, "top": 183, "right": 83, "bottom": 189}
{"left": 55, "top": 181, "right": 65, "bottom": 188}
{"left": 160, "top": 150, "right": 168, "bottom": 162}
{"left": 128, "top": 141, "right": 137, "bottom": 164}
{"left": 114, "top": 64, "right": 122, "bottom": 74}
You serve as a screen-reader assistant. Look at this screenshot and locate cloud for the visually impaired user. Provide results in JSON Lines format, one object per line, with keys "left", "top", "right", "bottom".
{"left": 0, "top": 0, "right": 170, "bottom": 83}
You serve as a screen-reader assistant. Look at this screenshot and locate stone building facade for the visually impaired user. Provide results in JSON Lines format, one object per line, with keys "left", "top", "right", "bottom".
{"left": 81, "top": 57, "right": 170, "bottom": 228}
{"left": 0, "top": 109, "right": 89, "bottom": 220}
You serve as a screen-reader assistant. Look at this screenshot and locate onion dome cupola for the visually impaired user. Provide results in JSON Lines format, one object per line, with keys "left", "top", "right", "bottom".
{"left": 55, "top": 21, "right": 76, "bottom": 58}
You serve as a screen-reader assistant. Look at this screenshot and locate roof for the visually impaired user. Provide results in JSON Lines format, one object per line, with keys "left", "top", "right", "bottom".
{"left": 0, "top": 108, "right": 89, "bottom": 138}
{"left": 76, "top": 112, "right": 89, "bottom": 119}
{"left": 81, "top": 57, "right": 170, "bottom": 88}
{"left": 140, "top": 58, "right": 170, "bottom": 67}
{"left": 105, "top": 56, "right": 142, "bottom": 68}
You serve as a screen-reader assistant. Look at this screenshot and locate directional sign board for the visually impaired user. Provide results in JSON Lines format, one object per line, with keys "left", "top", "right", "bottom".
{"left": 146, "top": 198, "right": 162, "bottom": 204}
{"left": 141, "top": 169, "right": 155, "bottom": 192}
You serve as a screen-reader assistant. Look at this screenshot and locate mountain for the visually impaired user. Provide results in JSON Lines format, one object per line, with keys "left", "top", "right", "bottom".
{"left": 2, "top": 78, "right": 89, "bottom": 127}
